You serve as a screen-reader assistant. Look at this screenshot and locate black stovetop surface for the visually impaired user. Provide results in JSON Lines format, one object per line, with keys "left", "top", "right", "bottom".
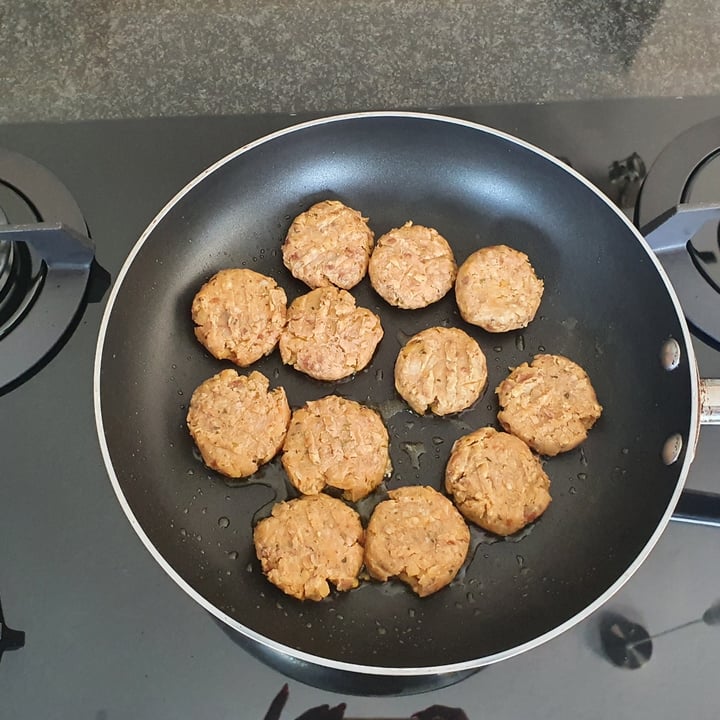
{"left": 2, "top": 98, "right": 720, "bottom": 719}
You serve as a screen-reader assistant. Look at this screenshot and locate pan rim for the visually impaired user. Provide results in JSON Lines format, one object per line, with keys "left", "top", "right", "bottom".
{"left": 93, "top": 110, "right": 699, "bottom": 676}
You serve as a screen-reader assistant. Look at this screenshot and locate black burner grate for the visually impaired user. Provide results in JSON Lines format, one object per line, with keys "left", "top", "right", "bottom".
{"left": 0, "top": 149, "right": 100, "bottom": 392}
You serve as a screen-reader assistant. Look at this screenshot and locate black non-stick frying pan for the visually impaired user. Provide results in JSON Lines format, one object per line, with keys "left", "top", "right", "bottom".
{"left": 94, "top": 113, "right": 714, "bottom": 684}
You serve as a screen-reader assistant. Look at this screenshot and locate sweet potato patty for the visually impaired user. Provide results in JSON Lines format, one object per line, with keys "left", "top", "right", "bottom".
{"left": 445, "top": 427, "right": 551, "bottom": 535}
{"left": 496, "top": 353, "right": 602, "bottom": 456}
{"left": 187, "top": 369, "right": 290, "bottom": 478}
{"left": 282, "top": 200, "right": 374, "bottom": 290}
{"left": 364, "top": 486, "right": 470, "bottom": 597}
{"left": 279, "top": 286, "right": 383, "bottom": 381}
{"left": 369, "top": 221, "right": 457, "bottom": 309}
{"left": 282, "top": 395, "right": 391, "bottom": 501}
{"left": 253, "top": 494, "right": 364, "bottom": 601}
{"left": 455, "top": 245, "right": 543, "bottom": 332}
{"left": 191, "top": 268, "right": 287, "bottom": 366}
{"left": 394, "top": 326, "right": 487, "bottom": 415}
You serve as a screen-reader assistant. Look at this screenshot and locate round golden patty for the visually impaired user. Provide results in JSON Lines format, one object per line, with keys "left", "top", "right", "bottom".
{"left": 368, "top": 221, "right": 457, "bottom": 309}
{"left": 364, "top": 486, "right": 470, "bottom": 597}
{"left": 282, "top": 200, "right": 374, "bottom": 290}
{"left": 186, "top": 369, "right": 290, "bottom": 478}
{"left": 394, "top": 326, "right": 487, "bottom": 416}
{"left": 191, "top": 268, "right": 287, "bottom": 366}
{"left": 445, "top": 427, "right": 551, "bottom": 536}
{"left": 253, "top": 494, "right": 364, "bottom": 601}
{"left": 282, "top": 395, "right": 391, "bottom": 501}
{"left": 279, "top": 286, "right": 383, "bottom": 381}
{"left": 455, "top": 245, "right": 543, "bottom": 332}
{"left": 496, "top": 354, "right": 603, "bottom": 456}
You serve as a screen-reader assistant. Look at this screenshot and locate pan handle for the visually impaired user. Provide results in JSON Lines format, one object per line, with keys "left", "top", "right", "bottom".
{"left": 672, "top": 490, "right": 720, "bottom": 528}
{"left": 700, "top": 379, "right": 720, "bottom": 425}
{"left": 670, "top": 380, "right": 720, "bottom": 527}
{"left": 700, "top": 378, "right": 720, "bottom": 424}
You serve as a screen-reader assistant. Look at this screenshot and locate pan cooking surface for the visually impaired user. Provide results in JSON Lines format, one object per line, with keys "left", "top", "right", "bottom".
{"left": 98, "top": 115, "right": 693, "bottom": 669}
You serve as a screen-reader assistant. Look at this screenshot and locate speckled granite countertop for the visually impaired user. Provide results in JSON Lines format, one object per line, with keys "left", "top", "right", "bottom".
{"left": 1, "top": 0, "right": 720, "bottom": 122}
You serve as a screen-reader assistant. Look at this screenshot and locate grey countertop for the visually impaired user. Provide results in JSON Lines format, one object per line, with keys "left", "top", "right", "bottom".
{"left": 2, "top": 0, "right": 720, "bottom": 123}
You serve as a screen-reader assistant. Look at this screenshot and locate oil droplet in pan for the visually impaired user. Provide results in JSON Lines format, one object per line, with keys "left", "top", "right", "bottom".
{"left": 376, "top": 398, "right": 406, "bottom": 421}
{"left": 400, "top": 441, "right": 426, "bottom": 470}
{"left": 218, "top": 516, "right": 230, "bottom": 528}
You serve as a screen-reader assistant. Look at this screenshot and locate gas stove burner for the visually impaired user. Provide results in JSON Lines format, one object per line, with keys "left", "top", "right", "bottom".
{"left": 0, "top": 148, "right": 98, "bottom": 393}
{"left": 683, "top": 152, "right": 720, "bottom": 292}
{"left": 637, "top": 117, "right": 720, "bottom": 346}
{"left": 0, "top": 237, "right": 14, "bottom": 309}
{"left": 0, "top": 229, "right": 44, "bottom": 340}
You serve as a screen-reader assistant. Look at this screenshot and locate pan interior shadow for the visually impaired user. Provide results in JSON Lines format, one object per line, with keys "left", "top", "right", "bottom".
{"left": 212, "top": 616, "right": 481, "bottom": 696}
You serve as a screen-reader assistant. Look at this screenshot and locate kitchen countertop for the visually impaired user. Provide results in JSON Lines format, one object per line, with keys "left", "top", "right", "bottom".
{"left": 3, "top": 0, "right": 720, "bottom": 123}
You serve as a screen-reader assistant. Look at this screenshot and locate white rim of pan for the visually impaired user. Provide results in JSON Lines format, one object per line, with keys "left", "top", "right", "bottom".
{"left": 93, "top": 111, "right": 699, "bottom": 676}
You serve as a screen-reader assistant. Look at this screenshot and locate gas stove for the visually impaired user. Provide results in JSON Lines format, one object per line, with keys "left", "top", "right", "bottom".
{"left": 2, "top": 98, "right": 720, "bottom": 719}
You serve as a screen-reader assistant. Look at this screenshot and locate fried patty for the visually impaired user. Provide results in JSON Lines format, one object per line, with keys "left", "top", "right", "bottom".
{"left": 496, "top": 353, "right": 602, "bottom": 456}
{"left": 191, "top": 268, "right": 287, "bottom": 366}
{"left": 253, "top": 494, "right": 364, "bottom": 601}
{"left": 445, "top": 427, "right": 551, "bottom": 536}
{"left": 364, "top": 486, "right": 470, "bottom": 597}
{"left": 279, "top": 286, "right": 383, "bottom": 381}
{"left": 455, "top": 245, "right": 543, "bottom": 332}
{"left": 187, "top": 369, "right": 291, "bottom": 478}
{"left": 368, "top": 221, "right": 457, "bottom": 309}
{"left": 282, "top": 395, "right": 391, "bottom": 501}
{"left": 282, "top": 200, "right": 374, "bottom": 290}
{"left": 394, "top": 326, "right": 487, "bottom": 416}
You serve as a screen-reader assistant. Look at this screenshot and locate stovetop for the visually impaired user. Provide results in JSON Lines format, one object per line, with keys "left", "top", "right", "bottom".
{"left": 2, "top": 98, "right": 720, "bottom": 719}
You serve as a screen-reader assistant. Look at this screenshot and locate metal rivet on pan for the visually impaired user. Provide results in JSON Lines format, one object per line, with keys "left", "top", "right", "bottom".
{"left": 662, "top": 433, "right": 683, "bottom": 465}
{"left": 660, "top": 338, "right": 681, "bottom": 371}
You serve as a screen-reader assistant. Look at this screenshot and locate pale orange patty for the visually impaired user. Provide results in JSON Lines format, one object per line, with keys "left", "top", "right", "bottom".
{"left": 187, "top": 369, "right": 290, "bottom": 478}
{"left": 282, "top": 395, "right": 391, "bottom": 501}
{"left": 445, "top": 427, "right": 551, "bottom": 535}
{"left": 191, "top": 268, "right": 287, "bottom": 366}
{"left": 282, "top": 200, "right": 374, "bottom": 290}
{"left": 455, "top": 245, "right": 543, "bottom": 332}
{"left": 279, "top": 286, "right": 383, "bottom": 381}
{"left": 369, "top": 221, "right": 457, "bottom": 309}
{"left": 364, "top": 486, "right": 470, "bottom": 597}
{"left": 253, "top": 494, "right": 364, "bottom": 601}
{"left": 496, "top": 354, "right": 602, "bottom": 456}
{"left": 394, "top": 326, "right": 487, "bottom": 415}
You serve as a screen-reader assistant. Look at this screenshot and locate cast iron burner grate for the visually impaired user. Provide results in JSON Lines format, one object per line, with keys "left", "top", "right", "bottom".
{"left": 0, "top": 148, "right": 102, "bottom": 393}
{"left": 636, "top": 116, "right": 720, "bottom": 347}
{"left": 0, "top": 212, "right": 44, "bottom": 341}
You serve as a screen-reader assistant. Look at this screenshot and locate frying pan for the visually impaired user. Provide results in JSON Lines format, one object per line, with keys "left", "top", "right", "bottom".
{"left": 93, "top": 112, "right": 718, "bottom": 688}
